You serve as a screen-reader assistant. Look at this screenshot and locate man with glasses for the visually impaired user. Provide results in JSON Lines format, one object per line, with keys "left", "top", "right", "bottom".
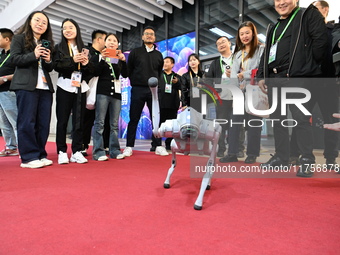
{"left": 206, "top": 36, "right": 234, "bottom": 158}
{"left": 123, "top": 26, "right": 168, "bottom": 157}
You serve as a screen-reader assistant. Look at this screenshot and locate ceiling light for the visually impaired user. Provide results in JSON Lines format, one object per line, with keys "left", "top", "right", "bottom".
{"left": 157, "top": 0, "right": 166, "bottom": 5}
{"left": 49, "top": 19, "right": 62, "bottom": 27}
{"left": 209, "top": 27, "right": 233, "bottom": 39}
{"left": 199, "top": 50, "right": 208, "bottom": 56}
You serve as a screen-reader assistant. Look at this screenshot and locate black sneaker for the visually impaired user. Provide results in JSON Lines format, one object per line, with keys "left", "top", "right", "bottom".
{"left": 296, "top": 158, "right": 314, "bottom": 178}
{"left": 325, "top": 158, "right": 338, "bottom": 171}
{"left": 245, "top": 156, "right": 256, "bottom": 164}
{"left": 219, "top": 155, "right": 238, "bottom": 163}
{"left": 260, "top": 154, "right": 289, "bottom": 169}
{"left": 150, "top": 147, "right": 156, "bottom": 152}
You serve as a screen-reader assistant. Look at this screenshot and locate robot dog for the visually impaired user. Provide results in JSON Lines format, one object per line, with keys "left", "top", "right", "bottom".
{"left": 148, "top": 77, "right": 221, "bottom": 210}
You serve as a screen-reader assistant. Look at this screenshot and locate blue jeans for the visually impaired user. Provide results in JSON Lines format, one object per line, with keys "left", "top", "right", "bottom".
{"left": 16, "top": 89, "right": 52, "bottom": 163}
{"left": 93, "top": 94, "right": 121, "bottom": 159}
{"left": 0, "top": 91, "right": 18, "bottom": 150}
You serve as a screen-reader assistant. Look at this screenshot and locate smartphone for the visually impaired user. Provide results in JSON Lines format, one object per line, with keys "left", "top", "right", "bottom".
{"left": 106, "top": 48, "right": 118, "bottom": 58}
{"left": 41, "top": 39, "right": 51, "bottom": 50}
{"left": 82, "top": 48, "right": 89, "bottom": 57}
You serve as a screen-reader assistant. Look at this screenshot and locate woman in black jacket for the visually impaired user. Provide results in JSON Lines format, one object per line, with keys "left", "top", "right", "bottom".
{"left": 180, "top": 53, "right": 205, "bottom": 112}
{"left": 53, "top": 18, "right": 92, "bottom": 165}
{"left": 92, "top": 33, "right": 128, "bottom": 161}
{"left": 10, "top": 11, "right": 54, "bottom": 169}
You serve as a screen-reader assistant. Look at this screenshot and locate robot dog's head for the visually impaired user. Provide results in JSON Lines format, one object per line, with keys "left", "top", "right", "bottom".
{"left": 179, "top": 124, "right": 199, "bottom": 141}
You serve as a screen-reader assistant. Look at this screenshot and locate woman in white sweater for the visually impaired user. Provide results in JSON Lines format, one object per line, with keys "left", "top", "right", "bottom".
{"left": 220, "top": 21, "right": 264, "bottom": 164}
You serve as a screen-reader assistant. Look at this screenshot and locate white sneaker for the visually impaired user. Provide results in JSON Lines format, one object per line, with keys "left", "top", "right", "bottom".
{"left": 58, "top": 151, "right": 69, "bottom": 164}
{"left": 98, "top": 155, "right": 108, "bottom": 161}
{"left": 122, "top": 147, "right": 133, "bottom": 157}
{"left": 155, "top": 146, "right": 169, "bottom": 156}
{"left": 40, "top": 158, "right": 53, "bottom": 166}
{"left": 20, "top": 159, "right": 45, "bottom": 169}
{"left": 70, "top": 151, "right": 88, "bottom": 163}
{"left": 116, "top": 153, "right": 125, "bottom": 160}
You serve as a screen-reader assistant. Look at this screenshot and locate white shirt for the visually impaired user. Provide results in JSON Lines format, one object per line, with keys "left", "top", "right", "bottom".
{"left": 56, "top": 44, "right": 89, "bottom": 93}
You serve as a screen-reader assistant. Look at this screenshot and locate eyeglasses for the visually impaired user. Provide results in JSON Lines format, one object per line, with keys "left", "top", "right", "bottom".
{"left": 216, "top": 39, "right": 229, "bottom": 46}
{"left": 144, "top": 32, "right": 155, "bottom": 36}
{"left": 33, "top": 18, "right": 48, "bottom": 27}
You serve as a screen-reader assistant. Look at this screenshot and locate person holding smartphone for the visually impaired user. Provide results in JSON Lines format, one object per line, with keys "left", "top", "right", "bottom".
{"left": 92, "top": 33, "right": 128, "bottom": 161}
{"left": 53, "top": 18, "right": 93, "bottom": 164}
{"left": 10, "top": 11, "right": 55, "bottom": 168}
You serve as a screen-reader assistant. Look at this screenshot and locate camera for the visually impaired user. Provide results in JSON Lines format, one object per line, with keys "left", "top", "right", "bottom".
{"left": 226, "top": 65, "right": 230, "bottom": 70}
{"left": 41, "top": 39, "right": 51, "bottom": 50}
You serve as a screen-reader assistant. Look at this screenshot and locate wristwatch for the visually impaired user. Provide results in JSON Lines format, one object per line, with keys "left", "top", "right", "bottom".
{"left": 2, "top": 76, "right": 8, "bottom": 83}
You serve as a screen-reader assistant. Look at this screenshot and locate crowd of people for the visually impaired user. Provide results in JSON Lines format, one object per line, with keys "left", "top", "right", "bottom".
{"left": 0, "top": 0, "right": 339, "bottom": 178}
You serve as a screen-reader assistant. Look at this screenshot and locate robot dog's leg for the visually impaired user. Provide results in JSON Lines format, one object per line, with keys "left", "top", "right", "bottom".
{"left": 164, "top": 145, "right": 177, "bottom": 189}
{"left": 194, "top": 128, "right": 220, "bottom": 210}
{"left": 194, "top": 158, "right": 214, "bottom": 210}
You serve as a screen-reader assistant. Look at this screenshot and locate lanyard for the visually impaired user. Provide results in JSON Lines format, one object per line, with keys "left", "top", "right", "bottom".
{"left": 107, "top": 62, "right": 117, "bottom": 79}
{"left": 241, "top": 50, "right": 248, "bottom": 70}
{"left": 189, "top": 71, "right": 199, "bottom": 87}
{"left": 68, "top": 43, "right": 80, "bottom": 70}
{"left": 0, "top": 53, "right": 10, "bottom": 68}
{"left": 220, "top": 55, "right": 232, "bottom": 73}
{"left": 272, "top": 7, "right": 300, "bottom": 45}
{"left": 163, "top": 73, "right": 173, "bottom": 84}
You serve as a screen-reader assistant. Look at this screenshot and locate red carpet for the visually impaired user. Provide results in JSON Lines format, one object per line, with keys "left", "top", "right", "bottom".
{"left": 0, "top": 138, "right": 339, "bottom": 254}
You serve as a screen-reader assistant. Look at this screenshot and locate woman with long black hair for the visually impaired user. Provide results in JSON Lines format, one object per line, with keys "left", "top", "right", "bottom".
{"left": 53, "top": 18, "right": 93, "bottom": 164}
{"left": 220, "top": 21, "right": 264, "bottom": 164}
{"left": 10, "top": 11, "right": 55, "bottom": 168}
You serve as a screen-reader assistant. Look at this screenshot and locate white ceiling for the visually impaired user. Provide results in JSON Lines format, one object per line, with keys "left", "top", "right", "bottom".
{"left": 0, "top": 0, "right": 194, "bottom": 44}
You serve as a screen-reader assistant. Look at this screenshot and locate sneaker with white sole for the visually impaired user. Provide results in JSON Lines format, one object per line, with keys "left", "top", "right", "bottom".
{"left": 70, "top": 151, "right": 88, "bottom": 163}
{"left": 155, "top": 146, "right": 169, "bottom": 156}
{"left": 58, "top": 151, "right": 69, "bottom": 164}
{"left": 122, "top": 147, "right": 133, "bottom": 157}
{"left": 20, "top": 159, "right": 45, "bottom": 169}
{"left": 97, "top": 155, "right": 108, "bottom": 161}
{"left": 41, "top": 158, "right": 53, "bottom": 166}
{"left": 116, "top": 153, "right": 125, "bottom": 160}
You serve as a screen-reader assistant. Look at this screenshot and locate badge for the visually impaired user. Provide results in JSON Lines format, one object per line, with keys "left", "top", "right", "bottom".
{"left": 268, "top": 43, "right": 278, "bottom": 64}
{"left": 165, "top": 83, "right": 172, "bottom": 93}
{"left": 114, "top": 79, "right": 121, "bottom": 94}
{"left": 192, "top": 86, "right": 200, "bottom": 98}
{"left": 71, "top": 71, "right": 82, "bottom": 87}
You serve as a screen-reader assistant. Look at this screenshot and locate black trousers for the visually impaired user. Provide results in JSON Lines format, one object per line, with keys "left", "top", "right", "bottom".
{"left": 215, "top": 99, "right": 233, "bottom": 153}
{"left": 290, "top": 78, "right": 339, "bottom": 160}
{"left": 56, "top": 87, "right": 86, "bottom": 154}
{"left": 268, "top": 75, "right": 315, "bottom": 162}
{"left": 126, "top": 86, "right": 161, "bottom": 147}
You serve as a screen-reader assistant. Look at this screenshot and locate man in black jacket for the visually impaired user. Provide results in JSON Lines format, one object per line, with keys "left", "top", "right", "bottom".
{"left": 257, "top": 0, "right": 328, "bottom": 177}
{"left": 290, "top": 0, "right": 339, "bottom": 170}
{"left": 159, "top": 56, "right": 181, "bottom": 150}
{"left": 205, "top": 36, "right": 234, "bottom": 157}
{"left": 123, "top": 26, "right": 168, "bottom": 157}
